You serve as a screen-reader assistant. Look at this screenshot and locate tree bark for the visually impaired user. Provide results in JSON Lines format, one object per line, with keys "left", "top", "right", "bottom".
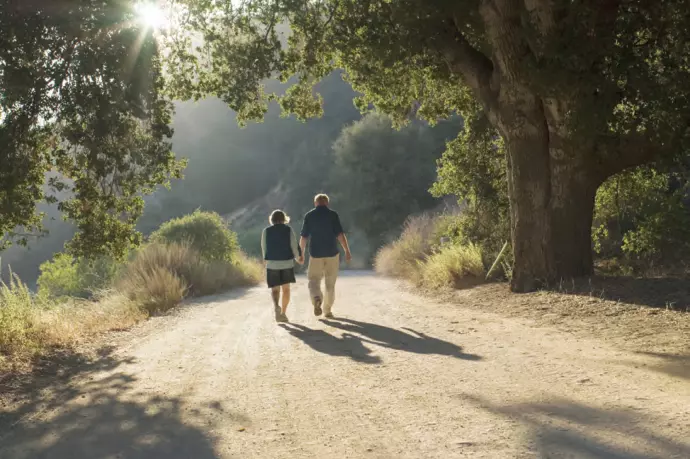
{"left": 506, "top": 128, "right": 600, "bottom": 292}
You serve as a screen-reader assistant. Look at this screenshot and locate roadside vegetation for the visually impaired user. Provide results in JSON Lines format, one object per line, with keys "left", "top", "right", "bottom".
{"left": 376, "top": 133, "right": 690, "bottom": 290}
{"left": 0, "top": 211, "right": 260, "bottom": 373}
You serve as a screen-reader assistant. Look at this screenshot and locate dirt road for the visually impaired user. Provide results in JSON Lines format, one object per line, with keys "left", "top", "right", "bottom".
{"left": 1, "top": 272, "right": 688, "bottom": 458}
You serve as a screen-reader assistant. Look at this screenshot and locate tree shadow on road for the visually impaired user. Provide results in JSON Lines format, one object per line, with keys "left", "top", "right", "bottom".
{"left": 278, "top": 323, "right": 382, "bottom": 364}
{"left": 554, "top": 276, "right": 690, "bottom": 311}
{"left": 629, "top": 352, "right": 690, "bottom": 381}
{"left": 320, "top": 318, "right": 482, "bottom": 361}
{"left": 462, "top": 394, "right": 690, "bottom": 458}
{"left": 0, "top": 346, "right": 237, "bottom": 459}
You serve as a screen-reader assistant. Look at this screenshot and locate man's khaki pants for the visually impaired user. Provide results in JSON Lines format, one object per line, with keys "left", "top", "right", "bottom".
{"left": 307, "top": 254, "right": 340, "bottom": 313}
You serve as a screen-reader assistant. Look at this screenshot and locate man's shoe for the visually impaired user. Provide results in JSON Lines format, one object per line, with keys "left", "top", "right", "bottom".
{"left": 277, "top": 313, "right": 289, "bottom": 323}
{"left": 274, "top": 304, "right": 282, "bottom": 321}
{"left": 323, "top": 312, "right": 334, "bottom": 319}
{"left": 313, "top": 297, "right": 323, "bottom": 316}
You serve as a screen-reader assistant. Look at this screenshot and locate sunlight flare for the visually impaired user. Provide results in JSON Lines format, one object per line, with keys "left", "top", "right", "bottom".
{"left": 135, "top": 1, "right": 167, "bottom": 30}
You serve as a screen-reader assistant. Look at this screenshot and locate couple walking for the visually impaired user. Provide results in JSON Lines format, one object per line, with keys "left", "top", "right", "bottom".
{"left": 260, "top": 194, "right": 352, "bottom": 323}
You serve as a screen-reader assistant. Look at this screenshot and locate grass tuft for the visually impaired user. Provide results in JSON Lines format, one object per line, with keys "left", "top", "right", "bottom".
{"left": 420, "top": 243, "right": 484, "bottom": 289}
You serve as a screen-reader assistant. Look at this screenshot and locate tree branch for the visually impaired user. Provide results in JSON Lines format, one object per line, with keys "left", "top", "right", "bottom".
{"left": 437, "top": 20, "right": 498, "bottom": 114}
{"left": 597, "top": 126, "right": 690, "bottom": 179}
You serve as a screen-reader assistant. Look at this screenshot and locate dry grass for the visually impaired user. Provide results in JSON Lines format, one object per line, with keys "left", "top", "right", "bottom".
{"left": 1, "top": 243, "right": 262, "bottom": 373}
{"left": 117, "top": 243, "right": 262, "bottom": 314}
{"left": 420, "top": 243, "right": 484, "bottom": 289}
{"left": 375, "top": 215, "right": 484, "bottom": 289}
{"left": 0, "top": 275, "right": 145, "bottom": 372}
{"left": 374, "top": 215, "right": 437, "bottom": 282}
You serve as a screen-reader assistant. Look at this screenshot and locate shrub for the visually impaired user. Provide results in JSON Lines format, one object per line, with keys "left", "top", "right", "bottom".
{"left": 37, "top": 253, "right": 120, "bottom": 299}
{"left": 593, "top": 166, "right": 690, "bottom": 273}
{"left": 420, "top": 243, "right": 484, "bottom": 289}
{"left": 150, "top": 210, "right": 239, "bottom": 263}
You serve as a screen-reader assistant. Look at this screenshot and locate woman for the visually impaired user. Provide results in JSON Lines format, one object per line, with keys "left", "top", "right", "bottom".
{"left": 261, "top": 210, "right": 302, "bottom": 322}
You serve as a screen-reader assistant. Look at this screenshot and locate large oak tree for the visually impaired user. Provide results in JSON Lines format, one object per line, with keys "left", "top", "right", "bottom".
{"left": 170, "top": 0, "right": 690, "bottom": 291}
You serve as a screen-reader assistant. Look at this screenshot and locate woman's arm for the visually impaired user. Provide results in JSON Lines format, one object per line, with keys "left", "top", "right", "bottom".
{"left": 261, "top": 229, "right": 267, "bottom": 260}
{"left": 290, "top": 227, "right": 300, "bottom": 260}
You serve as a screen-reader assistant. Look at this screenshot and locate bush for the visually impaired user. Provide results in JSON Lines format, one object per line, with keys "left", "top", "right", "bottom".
{"left": 37, "top": 253, "right": 120, "bottom": 299}
{"left": 420, "top": 243, "right": 484, "bottom": 289}
{"left": 150, "top": 210, "right": 239, "bottom": 263}
{"left": 593, "top": 167, "right": 690, "bottom": 273}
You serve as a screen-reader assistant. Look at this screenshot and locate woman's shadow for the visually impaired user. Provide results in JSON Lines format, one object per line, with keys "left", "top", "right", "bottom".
{"left": 320, "top": 317, "right": 482, "bottom": 361}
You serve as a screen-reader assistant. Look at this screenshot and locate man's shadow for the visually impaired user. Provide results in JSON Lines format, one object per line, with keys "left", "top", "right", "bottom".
{"left": 278, "top": 323, "right": 381, "bottom": 364}
{"left": 321, "top": 317, "right": 482, "bottom": 361}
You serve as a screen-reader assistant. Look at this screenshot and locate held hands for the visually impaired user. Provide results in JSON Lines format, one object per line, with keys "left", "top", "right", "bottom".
{"left": 297, "top": 255, "right": 305, "bottom": 265}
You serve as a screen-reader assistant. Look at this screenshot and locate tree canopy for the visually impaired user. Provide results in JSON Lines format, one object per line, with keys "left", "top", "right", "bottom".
{"left": 167, "top": 0, "right": 690, "bottom": 291}
{"left": 4, "top": 0, "right": 690, "bottom": 291}
{"left": 1, "top": 0, "right": 183, "bottom": 258}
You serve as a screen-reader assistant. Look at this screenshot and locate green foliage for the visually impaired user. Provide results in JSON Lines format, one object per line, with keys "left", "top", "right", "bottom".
{"left": 431, "top": 118, "right": 511, "bottom": 267}
{"left": 37, "top": 253, "right": 120, "bottom": 299}
{"left": 1, "top": 1, "right": 184, "bottom": 258}
{"left": 150, "top": 210, "right": 239, "bottom": 263}
{"left": 332, "top": 113, "right": 460, "bottom": 255}
{"left": 593, "top": 167, "right": 690, "bottom": 272}
{"left": 167, "top": 0, "right": 690, "bottom": 287}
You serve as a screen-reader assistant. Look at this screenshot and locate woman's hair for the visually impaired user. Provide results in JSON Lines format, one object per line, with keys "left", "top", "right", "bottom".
{"left": 269, "top": 209, "right": 290, "bottom": 225}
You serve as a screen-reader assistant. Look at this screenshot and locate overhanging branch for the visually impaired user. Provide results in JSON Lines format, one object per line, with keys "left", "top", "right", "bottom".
{"left": 437, "top": 21, "right": 498, "bottom": 114}
{"left": 597, "top": 126, "right": 690, "bottom": 178}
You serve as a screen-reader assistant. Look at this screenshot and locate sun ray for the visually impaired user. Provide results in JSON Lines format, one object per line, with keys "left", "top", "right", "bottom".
{"left": 135, "top": 1, "right": 167, "bottom": 30}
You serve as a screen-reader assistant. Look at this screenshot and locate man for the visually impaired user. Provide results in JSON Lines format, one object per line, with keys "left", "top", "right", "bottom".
{"left": 299, "top": 193, "right": 352, "bottom": 318}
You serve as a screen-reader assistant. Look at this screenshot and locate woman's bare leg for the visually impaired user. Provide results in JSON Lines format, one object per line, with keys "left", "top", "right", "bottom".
{"left": 271, "top": 287, "right": 281, "bottom": 320}
{"left": 271, "top": 287, "right": 280, "bottom": 306}
{"left": 280, "top": 284, "right": 291, "bottom": 314}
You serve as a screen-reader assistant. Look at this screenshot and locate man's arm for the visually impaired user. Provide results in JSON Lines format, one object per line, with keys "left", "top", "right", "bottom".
{"left": 333, "top": 212, "right": 352, "bottom": 262}
{"left": 337, "top": 233, "right": 352, "bottom": 262}
{"left": 299, "top": 214, "right": 310, "bottom": 264}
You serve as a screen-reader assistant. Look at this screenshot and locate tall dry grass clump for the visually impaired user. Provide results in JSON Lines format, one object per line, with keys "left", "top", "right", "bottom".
{"left": 420, "top": 243, "right": 484, "bottom": 289}
{"left": 375, "top": 214, "right": 486, "bottom": 290}
{"left": 117, "top": 242, "right": 261, "bottom": 314}
{"left": 374, "top": 215, "right": 437, "bottom": 282}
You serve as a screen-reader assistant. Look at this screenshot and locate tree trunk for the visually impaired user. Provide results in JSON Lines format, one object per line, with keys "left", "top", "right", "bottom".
{"left": 507, "top": 132, "right": 599, "bottom": 292}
